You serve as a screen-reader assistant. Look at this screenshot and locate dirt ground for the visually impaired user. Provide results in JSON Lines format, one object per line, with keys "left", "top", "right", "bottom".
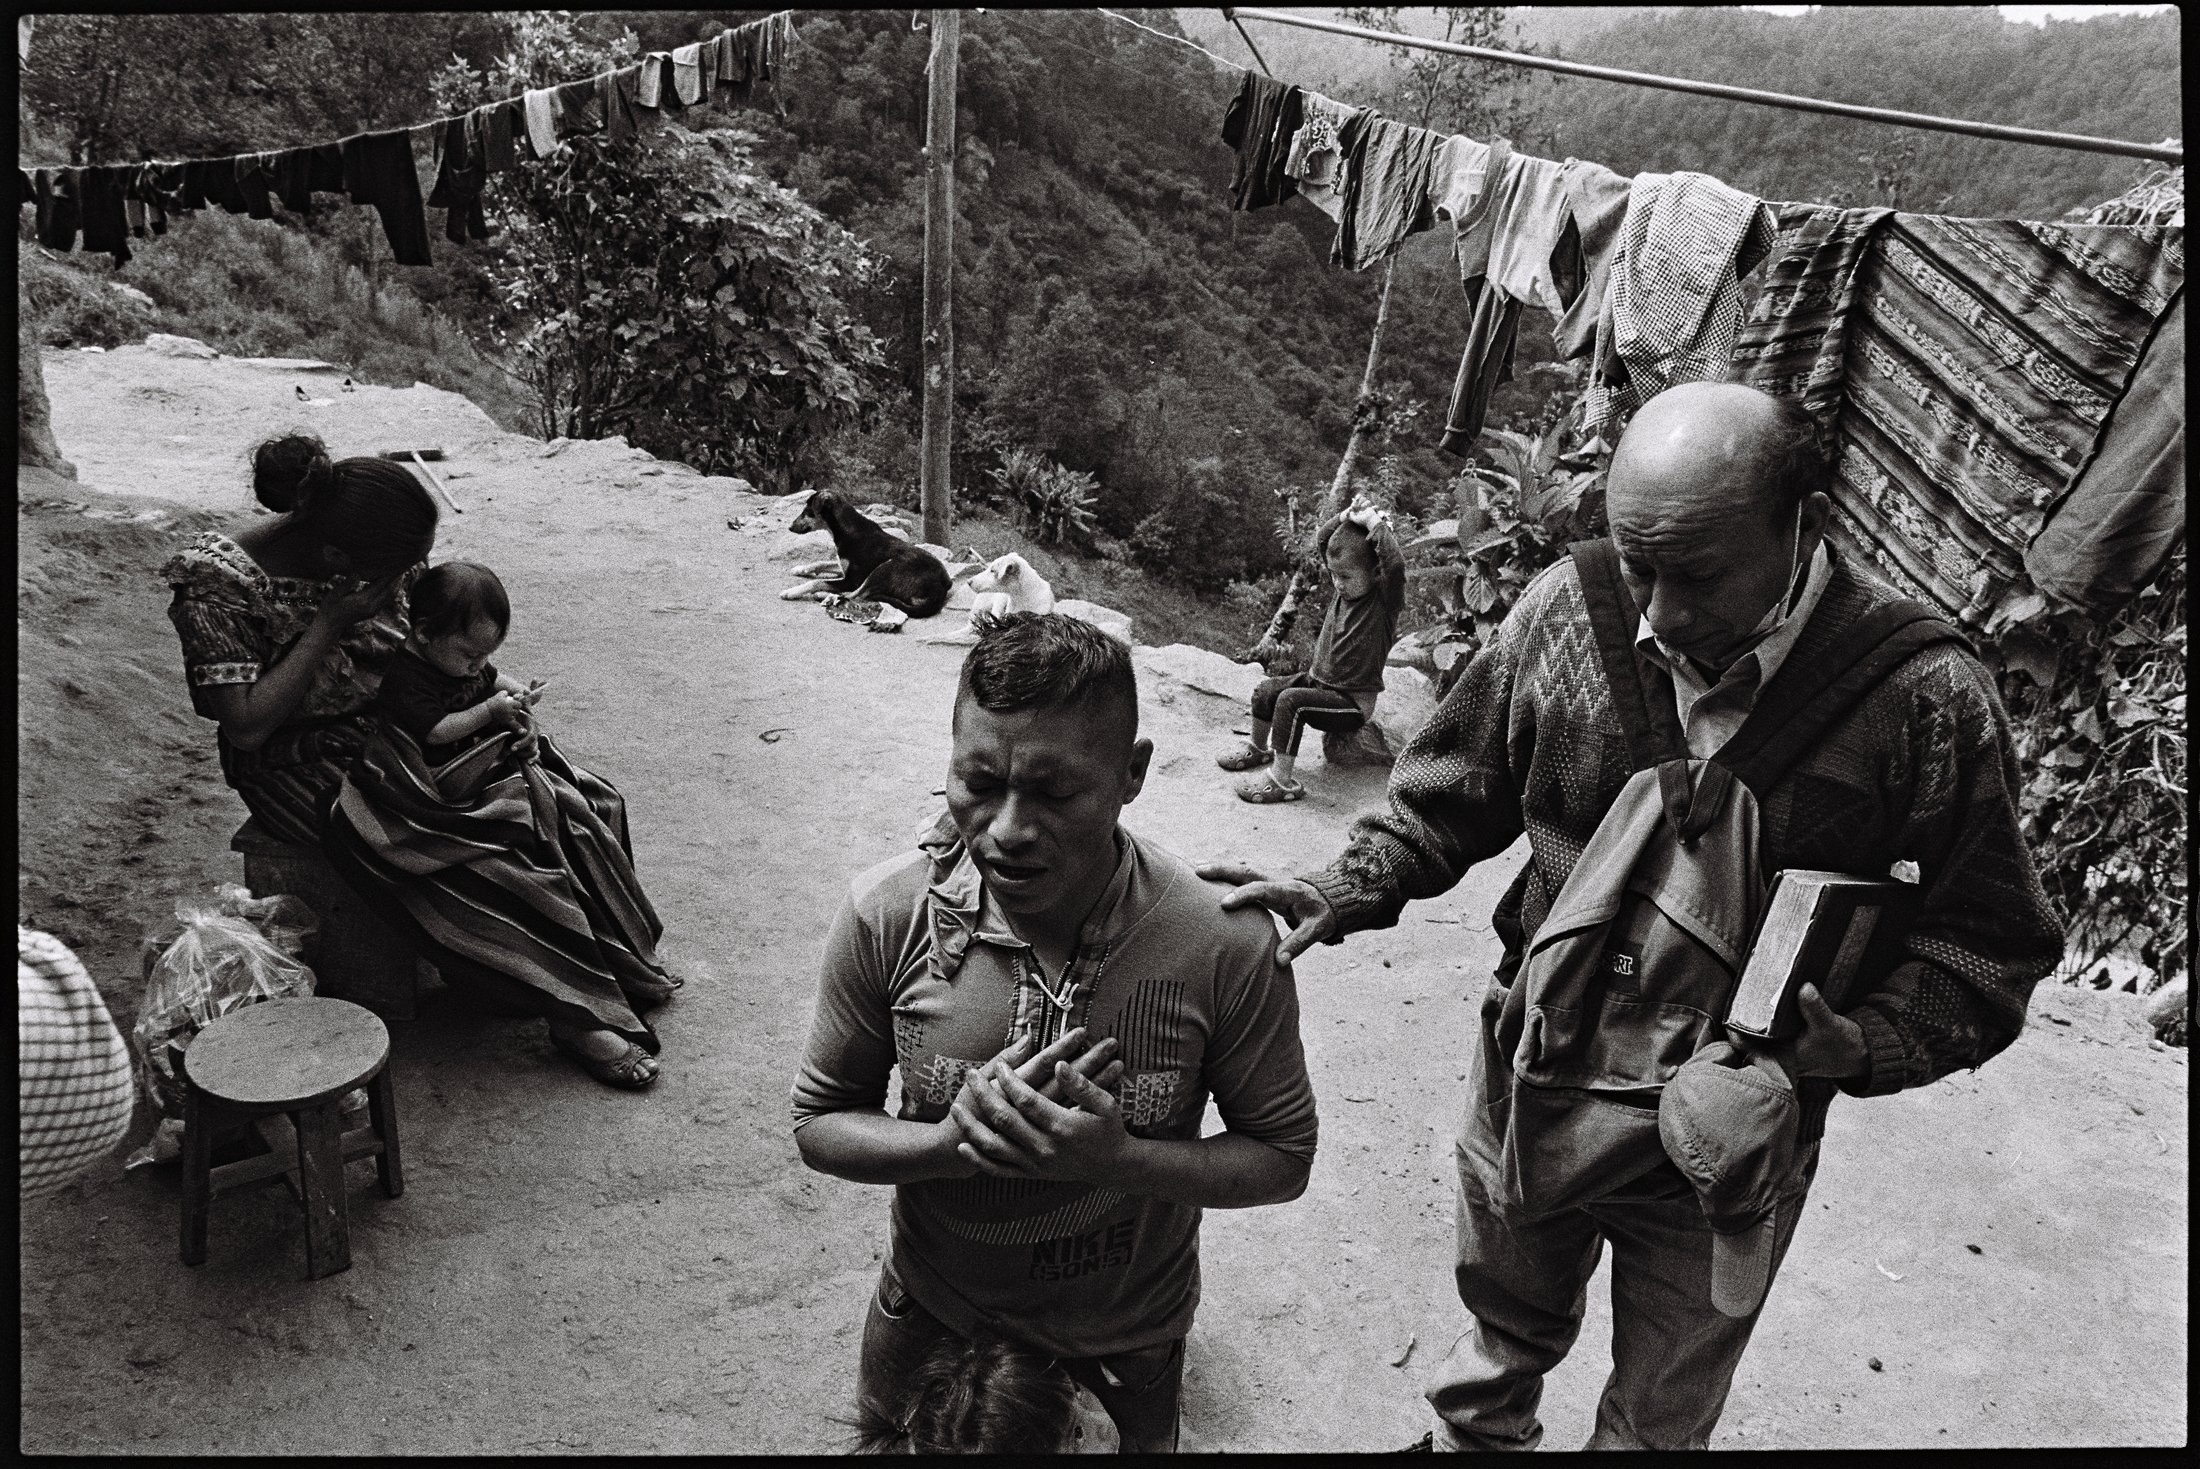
{"left": 17, "top": 343, "right": 2188, "bottom": 1453}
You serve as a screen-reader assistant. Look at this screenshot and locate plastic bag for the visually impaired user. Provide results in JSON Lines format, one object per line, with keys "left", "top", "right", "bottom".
{"left": 128, "top": 883, "right": 319, "bottom": 1126}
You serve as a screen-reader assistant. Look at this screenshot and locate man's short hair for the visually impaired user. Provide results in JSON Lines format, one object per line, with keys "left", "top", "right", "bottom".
{"left": 957, "top": 612, "right": 1138, "bottom": 743}
{"left": 1752, "top": 394, "right": 1834, "bottom": 519}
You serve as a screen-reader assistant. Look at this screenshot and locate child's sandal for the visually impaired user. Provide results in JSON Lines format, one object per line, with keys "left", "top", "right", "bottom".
{"left": 1235, "top": 776, "right": 1305, "bottom": 804}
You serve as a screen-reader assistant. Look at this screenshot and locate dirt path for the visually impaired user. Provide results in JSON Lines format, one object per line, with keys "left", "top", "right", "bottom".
{"left": 18, "top": 344, "right": 2187, "bottom": 1452}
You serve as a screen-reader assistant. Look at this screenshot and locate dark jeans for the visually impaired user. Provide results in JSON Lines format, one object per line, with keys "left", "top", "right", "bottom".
{"left": 856, "top": 1262, "right": 1185, "bottom": 1453}
{"left": 1251, "top": 672, "right": 1367, "bottom": 755}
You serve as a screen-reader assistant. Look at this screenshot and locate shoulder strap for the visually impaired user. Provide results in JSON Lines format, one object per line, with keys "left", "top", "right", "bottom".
{"left": 1569, "top": 538, "right": 1688, "bottom": 772}
{"left": 1717, "top": 597, "right": 1970, "bottom": 794}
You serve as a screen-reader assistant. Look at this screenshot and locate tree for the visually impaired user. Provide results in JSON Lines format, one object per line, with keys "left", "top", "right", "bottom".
{"left": 430, "top": 14, "right": 888, "bottom": 488}
{"left": 1242, "top": 6, "right": 1544, "bottom": 671}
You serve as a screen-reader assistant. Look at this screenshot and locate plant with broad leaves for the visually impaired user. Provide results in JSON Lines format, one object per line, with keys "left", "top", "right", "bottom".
{"left": 992, "top": 446, "right": 1099, "bottom": 548}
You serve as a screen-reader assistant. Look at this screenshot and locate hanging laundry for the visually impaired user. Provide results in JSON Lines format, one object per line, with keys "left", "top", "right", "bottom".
{"left": 1728, "top": 204, "right": 2185, "bottom": 630}
{"left": 1434, "top": 147, "right": 1631, "bottom": 453}
{"left": 234, "top": 152, "right": 278, "bottom": 220}
{"left": 1282, "top": 91, "right": 1359, "bottom": 223}
{"left": 269, "top": 142, "right": 343, "bottom": 215}
{"left": 522, "top": 86, "right": 564, "bottom": 159}
{"left": 341, "top": 128, "right": 433, "bottom": 267}
{"left": 75, "top": 166, "right": 134, "bottom": 266}
{"left": 1584, "top": 172, "right": 1773, "bottom": 436}
{"left": 477, "top": 99, "right": 523, "bottom": 173}
{"left": 634, "top": 52, "right": 673, "bottom": 111}
{"left": 598, "top": 66, "right": 641, "bottom": 145}
{"left": 184, "top": 157, "right": 251, "bottom": 216}
{"left": 2024, "top": 289, "right": 2185, "bottom": 619}
{"left": 33, "top": 168, "right": 80, "bottom": 251}
{"left": 712, "top": 27, "right": 755, "bottom": 109}
{"left": 671, "top": 42, "right": 708, "bottom": 107}
{"left": 1334, "top": 116, "right": 1443, "bottom": 270}
{"left": 1220, "top": 70, "right": 1303, "bottom": 212}
{"left": 426, "top": 115, "right": 492, "bottom": 246}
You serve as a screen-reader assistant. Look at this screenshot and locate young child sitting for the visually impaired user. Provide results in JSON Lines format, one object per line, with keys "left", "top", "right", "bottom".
{"left": 1221, "top": 503, "right": 1405, "bottom": 802}
{"left": 374, "top": 560, "right": 546, "bottom": 759}
{"left": 850, "top": 1332, "right": 1120, "bottom": 1455}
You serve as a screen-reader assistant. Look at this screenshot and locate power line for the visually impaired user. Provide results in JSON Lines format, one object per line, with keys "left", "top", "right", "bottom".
{"left": 1227, "top": 7, "right": 2181, "bottom": 164}
{"left": 1091, "top": 8, "right": 1242, "bottom": 73}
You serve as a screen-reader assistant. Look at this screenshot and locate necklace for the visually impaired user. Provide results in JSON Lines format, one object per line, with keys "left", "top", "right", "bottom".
{"left": 1011, "top": 943, "right": 1111, "bottom": 1046}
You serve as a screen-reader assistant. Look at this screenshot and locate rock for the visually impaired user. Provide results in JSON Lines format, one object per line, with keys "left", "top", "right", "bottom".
{"left": 1375, "top": 667, "right": 1439, "bottom": 747}
{"left": 1055, "top": 598, "right": 1133, "bottom": 645}
{"left": 144, "top": 333, "right": 218, "bottom": 359}
{"left": 234, "top": 356, "right": 336, "bottom": 372}
{"left": 2141, "top": 973, "right": 2188, "bottom": 1040}
{"left": 1323, "top": 722, "right": 1395, "bottom": 768}
{"left": 110, "top": 284, "right": 156, "bottom": 309}
{"left": 768, "top": 530, "right": 836, "bottom": 562}
{"left": 540, "top": 438, "right": 569, "bottom": 458}
{"left": 660, "top": 461, "right": 703, "bottom": 477}
{"left": 1134, "top": 644, "right": 1261, "bottom": 704}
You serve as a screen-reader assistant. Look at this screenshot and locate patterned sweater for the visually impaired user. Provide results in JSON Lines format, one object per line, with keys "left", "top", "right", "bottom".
{"left": 1304, "top": 548, "right": 2064, "bottom": 1104}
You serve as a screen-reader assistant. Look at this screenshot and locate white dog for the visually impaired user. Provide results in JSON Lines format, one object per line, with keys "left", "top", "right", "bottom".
{"left": 918, "top": 552, "right": 1056, "bottom": 645}
{"left": 966, "top": 552, "right": 1055, "bottom": 620}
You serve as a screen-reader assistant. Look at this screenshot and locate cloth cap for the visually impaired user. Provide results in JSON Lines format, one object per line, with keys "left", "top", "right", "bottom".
{"left": 1657, "top": 1040, "right": 1801, "bottom": 1318}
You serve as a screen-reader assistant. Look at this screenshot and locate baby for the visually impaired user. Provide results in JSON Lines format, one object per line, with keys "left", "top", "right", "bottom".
{"left": 374, "top": 560, "right": 546, "bottom": 758}
{"left": 1220, "top": 503, "right": 1405, "bottom": 802}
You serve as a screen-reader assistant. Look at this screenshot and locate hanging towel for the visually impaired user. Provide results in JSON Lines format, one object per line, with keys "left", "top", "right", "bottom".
{"left": 1728, "top": 205, "right": 2185, "bottom": 630}
{"left": 522, "top": 87, "right": 564, "bottom": 159}
{"left": 1220, "top": 70, "right": 1302, "bottom": 212}
{"left": 711, "top": 28, "right": 752, "bottom": 108}
{"left": 1585, "top": 172, "right": 1774, "bottom": 435}
{"left": 671, "top": 42, "right": 706, "bottom": 106}
{"left": 341, "top": 128, "right": 433, "bottom": 266}
{"left": 1335, "top": 116, "right": 1444, "bottom": 270}
{"left": 634, "top": 52, "right": 671, "bottom": 110}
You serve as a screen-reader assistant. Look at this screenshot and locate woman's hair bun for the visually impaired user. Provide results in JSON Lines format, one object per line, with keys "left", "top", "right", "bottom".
{"left": 251, "top": 432, "right": 334, "bottom": 513}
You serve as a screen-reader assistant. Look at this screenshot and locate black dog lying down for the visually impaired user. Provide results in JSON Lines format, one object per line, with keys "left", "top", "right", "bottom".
{"left": 781, "top": 490, "right": 950, "bottom": 618}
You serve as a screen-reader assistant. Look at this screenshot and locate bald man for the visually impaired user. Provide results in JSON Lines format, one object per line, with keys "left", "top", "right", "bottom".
{"left": 1206, "top": 383, "right": 2062, "bottom": 1449}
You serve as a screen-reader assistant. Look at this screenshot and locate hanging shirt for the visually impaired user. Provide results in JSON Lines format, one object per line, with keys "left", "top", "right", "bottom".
{"left": 792, "top": 814, "right": 1318, "bottom": 1361}
{"left": 1334, "top": 116, "right": 1443, "bottom": 271}
{"left": 1728, "top": 204, "right": 2185, "bottom": 631}
{"left": 2024, "top": 290, "right": 2185, "bottom": 620}
{"left": 1220, "top": 70, "right": 1302, "bottom": 212}
{"left": 340, "top": 128, "right": 433, "bottom": 266}
{"left": 1282, "top": 91, "right": 1357, "bottom": 223}
{"left": 1584, "top": 171, "right": 1775, "bottom": 436}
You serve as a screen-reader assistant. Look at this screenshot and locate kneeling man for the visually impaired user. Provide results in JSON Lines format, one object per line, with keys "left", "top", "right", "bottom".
{"left": 793, "top": 612, "right": 1319, "bottom": 1453}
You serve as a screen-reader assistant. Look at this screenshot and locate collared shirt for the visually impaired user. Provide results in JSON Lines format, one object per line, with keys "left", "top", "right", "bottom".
{"left": 1635, "top": 540, "right": 1833, "bottom": 758}
{"left": 791, "top": 813, "right": 1317, "bottom": 1358}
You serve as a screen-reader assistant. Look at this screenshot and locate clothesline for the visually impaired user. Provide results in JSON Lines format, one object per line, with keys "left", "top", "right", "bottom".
{"left": 18, "top": 12, "right": 797, "bottom": 174}
{"left": 1224, "top": 8, "right": 2182, "bottom": 165}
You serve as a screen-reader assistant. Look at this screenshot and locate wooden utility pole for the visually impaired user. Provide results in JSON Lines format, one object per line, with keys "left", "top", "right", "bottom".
{"left": 919, "top": 9, "right": 960, "bottom": 547}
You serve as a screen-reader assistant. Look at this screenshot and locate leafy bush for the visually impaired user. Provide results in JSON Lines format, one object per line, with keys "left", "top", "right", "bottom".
{"left": 431, "top": 15, "right": 888, "bottom": 489}
{"left": 992, "top": 447, "right": 1099, "bottom": 547}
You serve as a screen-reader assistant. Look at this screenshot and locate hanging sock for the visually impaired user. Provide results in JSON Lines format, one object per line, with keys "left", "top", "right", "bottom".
{"left": 341, "top": 127, "right": 433, "bottom": 266}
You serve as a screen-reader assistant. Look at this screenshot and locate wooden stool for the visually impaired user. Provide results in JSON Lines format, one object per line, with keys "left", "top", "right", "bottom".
{"left": 231, "top": 818, "right": 428, "bottom": 1018}
{"left": 179, "top": 997, "right": 403, "bottom": 1280}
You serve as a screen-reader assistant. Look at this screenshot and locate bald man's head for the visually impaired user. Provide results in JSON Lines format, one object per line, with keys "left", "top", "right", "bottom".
{"left": 1602, "top": 382, "right": 1835, "bottom": 674}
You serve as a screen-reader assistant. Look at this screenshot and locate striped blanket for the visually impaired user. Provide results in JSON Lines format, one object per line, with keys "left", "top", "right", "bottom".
{"left": 1728, "top": 205, "right": 2185, "bottom": 631}
{"left": 329, "top": 725, "right": 673, "bottom": 1050}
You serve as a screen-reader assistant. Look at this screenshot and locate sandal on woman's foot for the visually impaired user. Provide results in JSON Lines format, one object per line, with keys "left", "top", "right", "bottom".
{"left": 1236, "top": 776, "right": 1305, "bottom": 804}
{"left": 550, "top": 1029, "right": 659, "bottom": 1090}
{"left": 1217, "top": 742, "right": 1273, "bottom": 772}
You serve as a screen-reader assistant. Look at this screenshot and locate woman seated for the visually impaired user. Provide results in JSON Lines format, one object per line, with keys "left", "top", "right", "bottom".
{"left": 159, "top": 434, "right": 678, "bottom": 1089}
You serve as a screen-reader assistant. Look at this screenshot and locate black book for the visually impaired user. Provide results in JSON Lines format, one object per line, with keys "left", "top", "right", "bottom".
{"left": 1726, "top": 870, "right": 1923, "bottom": 1040}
